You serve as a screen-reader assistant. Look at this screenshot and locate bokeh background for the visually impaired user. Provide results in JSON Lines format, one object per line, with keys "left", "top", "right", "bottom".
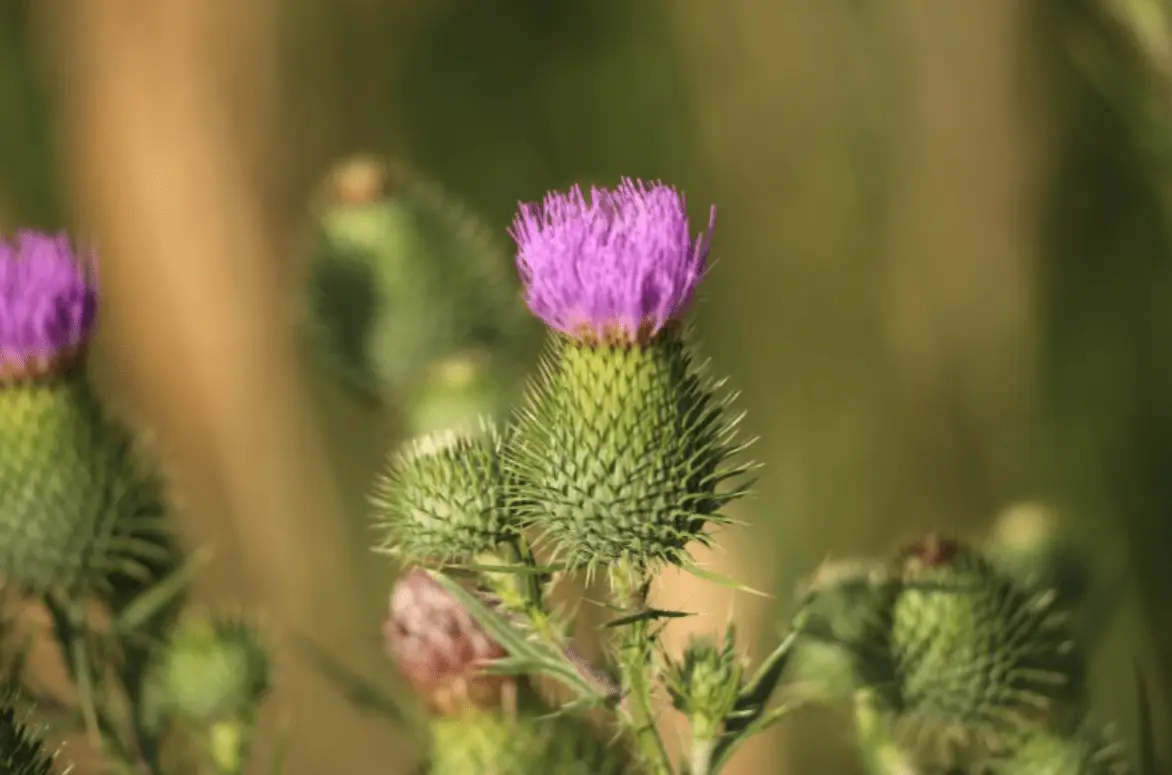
{"left": 2, "top": 0, "right": 1171, "bottom": 773}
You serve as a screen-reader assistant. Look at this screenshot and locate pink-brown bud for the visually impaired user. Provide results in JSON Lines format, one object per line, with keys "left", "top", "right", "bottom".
{"left": 384, "top": 568, "right": 509, "bottom": 716}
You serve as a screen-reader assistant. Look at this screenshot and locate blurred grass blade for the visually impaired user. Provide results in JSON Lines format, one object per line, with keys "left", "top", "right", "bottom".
{"left": 290, "top": 631, "right": 426, "bottom": 742}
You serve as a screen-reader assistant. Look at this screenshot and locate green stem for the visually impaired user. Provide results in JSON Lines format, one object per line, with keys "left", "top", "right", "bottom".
{"left": 688, "top": 734, "right": 717, "bottom": 775}
{"left": 852, "top": 689, "right": 920, "bottom": 775}
{"left": 613, "top": 571, "right": 674, "bottom": 775}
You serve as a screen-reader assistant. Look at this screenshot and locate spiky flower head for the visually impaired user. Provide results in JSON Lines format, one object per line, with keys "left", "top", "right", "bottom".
{"left": 151, "top": 612, "right": 271, "bottom": 726}
{"left": 0, "top": 233, "right": 165, "bottom": 595}
{"left": 0, "top": 230, "right": 96, "bottom": 383}
{"left": 371, "top": 422, "right": 515, "bottom": 567}
{"left": 509, "top": 178, "right": 713, "bottom": 346}
{"left": 885, "top": 535, "right": 1086, "bottom": 765}
{"left": 507, "top": 179, "right": 748, "bottom": 575}
{"left": 384, "top": 568, "right": 509, "bottom": 717}
{"left": 427, "top": 709, "right": 635, "bottom": 775}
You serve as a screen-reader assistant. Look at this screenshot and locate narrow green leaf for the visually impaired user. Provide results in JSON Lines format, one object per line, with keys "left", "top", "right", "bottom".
{"left": 678, "top": 560, "right": 772, "bottom": 598}
{"left": 710, "top": 701, "right": 800, "bottom": 772}
{"left": 447, "top": 562, "right": 566, "bottom": 576}
{"left": 112, "top": 547, "right": 212, "bottom": 635}
{"left": 289, "top": 632, "right": 426, "bottom": 742}
{"left": 426, "top": 570, "right": 611, "bottom": 703}
{"left": 604, "top": 608, "right": 694, "bottom": 628}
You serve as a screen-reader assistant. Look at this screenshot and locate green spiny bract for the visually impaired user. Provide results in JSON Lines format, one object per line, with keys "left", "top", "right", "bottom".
{"left": 508, "top": 330, "right": 751, "bottom": 575}
{"left": 997, "top": 719, "right": 1133, "bottom": 775}
{"left": 0, "top": 688, "right": 59, "bottom": 775}
{"left": 0, "top": 373, "right": 166, "bottom": 597}
{"left": 372, "top": 423, "right": 516, "bottom": 567}
{"left": 149, "top": 613, "right": 271, "bottom": 726}
{"left": 302, "top": 157, "right": 531, "bottom": 402}
{"left": 885, "top": 536, "right": 1086, "bottom": 764}
{"left": 426, "top": 709, "right": 635, "bottom": 775}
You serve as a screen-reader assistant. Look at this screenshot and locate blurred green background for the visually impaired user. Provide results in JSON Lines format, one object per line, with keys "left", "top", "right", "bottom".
{"left": 2, "top": 0, "right": 1172, "bottom": 773}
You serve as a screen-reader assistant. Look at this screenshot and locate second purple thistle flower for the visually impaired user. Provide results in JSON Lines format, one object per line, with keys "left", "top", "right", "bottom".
{"left": 0, "top": 230, "right": 162, "bottom": 596}
{"left": 510, "top": 178, "right": 715, "bottom": 346}
{"left": 505, "top": 179, "right": 752, "bottom": 577}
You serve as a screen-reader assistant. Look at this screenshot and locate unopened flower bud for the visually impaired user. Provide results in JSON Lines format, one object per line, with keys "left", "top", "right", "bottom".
{"left": 152, "top": 613, "right": 270, "bottom": 726}
{"left": 788, "top": 558, "right": 899, "bottom": 700}
{"left": 427, "top": 708, "right": 635, "bottom": 775}
{"left": 384, "top": 568, "right": 508, "bottom": 716}
{"left": 371, "top": 423, "right": 514, "bottom": 567}
{"left": 507, "top": 179, "right": 752, "bottom": 574}
{"left": 887, "top": 536, "right": 1085, "bottom": 759}
{"left": 986, "top": 501, "right": 1089, "bottom": 613}
{"left": 401, "top": 351, "right": 511, "bottom": 438}
{"left": 302, "top": 158, "right": 530, "bottom": 401}
{"left": 665, "top": 627, "right": 745, "bottom": 750}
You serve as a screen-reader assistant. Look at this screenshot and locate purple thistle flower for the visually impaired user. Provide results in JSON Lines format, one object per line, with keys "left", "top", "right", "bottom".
{"left": 0, "top": 230, "right": 98, "bottom": 382}
{"left": 509, "top": 178, "right": 716, "bottom": 345}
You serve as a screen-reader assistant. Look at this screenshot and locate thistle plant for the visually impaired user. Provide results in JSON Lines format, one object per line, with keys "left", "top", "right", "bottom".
{"left": 0, "top": 229, "right": 275, "bottom": 775}
{"left": 363, "top": 177, "right": 1155, "bottom": 775}
{"left": 0, "top": 185, "right": 1155, "bottom": 775}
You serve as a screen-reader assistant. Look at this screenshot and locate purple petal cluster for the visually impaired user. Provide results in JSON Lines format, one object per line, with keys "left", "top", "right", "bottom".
{"left": 509, "top": 178, "right": 716, "bottom": 345}
{"left": 0, "top": 230, "right": 97, "bottom": 381}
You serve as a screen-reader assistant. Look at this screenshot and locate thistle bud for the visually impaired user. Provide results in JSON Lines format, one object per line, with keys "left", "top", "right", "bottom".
{"left": 371, "top": 423, "right": 514, "bottom": 567}
{"left": 665, "top": 627, "right": 745, "bottom": 754}
{"left": 302, "top": 157, "right": 531, "bottom": 401}
{"left": 985, "top": 502, "right": 1089, "bottom": 615}
{"left": 788, "top": 558, "right": 900, "bottom": 700}
{"left": 0, "top": 688, "right": 59, "bottom": 775}
{"left": 887, "top": 536, "right": 1085, "bottom": 758}
{"left": 401, "top": 351, "right": 511, "bottom": 438}
{"left": 506, "top": 179, "right": 751, "bottom": 574}
{"left": 383, "top": 568, "right": 509, "bottom": 717}
{"left": 151, "top": 612, "right": 271, "bottom": 726}
{"left": 427, "top": 709, "right": 634, "bottom": 775}
{"left": 0, "top": 231, "right": 164, "bottom": 595}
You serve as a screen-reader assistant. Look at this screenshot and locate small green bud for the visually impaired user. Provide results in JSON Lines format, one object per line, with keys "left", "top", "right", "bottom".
{"left": 985, "top": 502, "right": 1089, "bottom": 613}
{"left": 510, "top": 331, "right": 752, "bottom": 575}
{"left": 0, "top": 688, "right": 59, "bottom": 775}
{"left": 788, "top": 558, "right": 900, "bottom": 700}
{"left": 402, "top": 352, "right": 512, "bottom": 438}
{"left": 152, "top": 612, "right": 270, "bottom": 726}
{"left": 372, "top": 423, "right": 515, "bottom": 567}
{"left": 0, "top": 375, "right": 166, "bottom": 596}
{"left": 887, "top": 536, "right": 1085, "bottom": 760}
{"left": 427, "top": 709, "right": 634, "bottom": 775}
{"left": 301, "top": 157, "right": 531, "bottom": 401}
{"left": 999, "top": 720, "right": 1132, "bottom": 775}
{"left": 665, "top": 626, "right": 745, "bottom": 754}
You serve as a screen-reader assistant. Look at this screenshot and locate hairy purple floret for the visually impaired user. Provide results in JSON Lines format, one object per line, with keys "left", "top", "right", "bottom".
{"left": 509, "top": 178, "right": 716, "bottom": 345}
{"left": 0, "top": 230, "right": 97, "bottom": 380}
